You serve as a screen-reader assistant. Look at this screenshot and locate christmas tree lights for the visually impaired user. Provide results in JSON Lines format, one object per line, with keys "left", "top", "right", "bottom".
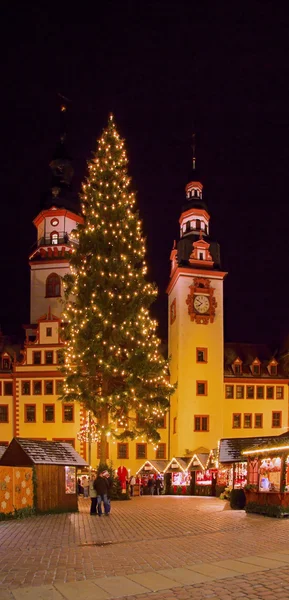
{"left": 61, "top": 114, "right": 175, "bottom": 462}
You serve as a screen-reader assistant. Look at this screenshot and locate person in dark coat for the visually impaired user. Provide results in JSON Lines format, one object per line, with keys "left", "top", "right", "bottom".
{"left": 94, "top": 472, "right": 110, "bottom": 516}
{"left": 103, "top": 470, "right": 113, "bottom": 513}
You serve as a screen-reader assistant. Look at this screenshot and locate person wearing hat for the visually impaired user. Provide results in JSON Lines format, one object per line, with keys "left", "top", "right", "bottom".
{"left": 93, "top": 471, "right": 110, "bottom": 516}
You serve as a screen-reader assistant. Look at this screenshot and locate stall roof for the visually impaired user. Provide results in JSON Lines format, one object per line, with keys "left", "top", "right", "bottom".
{"left": 136, "top": 459, "right": 168, "bottom": 474}
{"left": 242, "top": 436, "right": 289, "bottom": 456}
{"left": 164, "top": 457, "right": 190, "bottom": 473}
{"left": 0, "top": 438, "right": 88, "bottom": 467}
{"left": 0, "top": 445, "right": 8, "bottom": 459}
{"left": 219, "top": 431, "right": 289, "bottom": 463}
{"left": 187, "top": 453, "right": 209, "bottom": 470}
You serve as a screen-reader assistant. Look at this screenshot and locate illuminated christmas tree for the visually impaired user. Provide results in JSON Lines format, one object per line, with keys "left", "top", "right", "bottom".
{"left": 61, "top": 115, "right": 175, "bottom": 463}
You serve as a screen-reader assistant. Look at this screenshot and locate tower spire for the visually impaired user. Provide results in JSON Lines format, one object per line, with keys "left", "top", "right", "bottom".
{"left": 192, "top": 133, "right": 196, "bottom": 171}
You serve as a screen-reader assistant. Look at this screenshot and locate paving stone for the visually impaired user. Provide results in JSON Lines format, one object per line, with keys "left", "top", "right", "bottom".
{"left": 158, "top": 567, "right": 212, "bottom": 585}
{"left": 186, "top": 563, "right": 239, "bottom": 579}
{"left": 0, "top": 591, "right": 14, "bottom": 600}
{"left": 213, "top": 559, "right": 267, "bottom": 573}
{"left": 93, "top": 575, "right": 149, "bottom": 597}
{"left": 257, "top": 552, "right": 289, "bottom": 563}
{"left": 127, "top": 571, "right": 180, "bottom": 591}
{"left": 237, "top": 555, "right": 288, "bottom": 568}
{"left": 11, "top": 585, "right": 63, "bottom": 600}
{"left": 54, "top": 580, "right": 111, "bottom": 599}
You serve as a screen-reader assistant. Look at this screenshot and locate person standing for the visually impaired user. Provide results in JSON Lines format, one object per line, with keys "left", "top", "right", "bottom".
{"left": 155, "top": 477, "right": 162, "bottom": 495}
{"left": 103, "top": 470, "right": 113, "bottom": 513}
{"left": 82, "top": 476, "right": 89, "bottom": 498}
{"left": 147, "top": 477, "right": 154, "bottom": 495}
{"left": 94, "top": 471, "right": 110, "bottom": 516}
{"left": 129, "top": 475, "right": 136, "bottom": 497}
{"left": 89, "top": 474, "right": 97, "bottom": 515}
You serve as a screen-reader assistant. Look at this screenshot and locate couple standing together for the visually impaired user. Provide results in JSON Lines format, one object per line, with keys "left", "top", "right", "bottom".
{"left": 90, "top": 470, "right": 112, "bottom": 516}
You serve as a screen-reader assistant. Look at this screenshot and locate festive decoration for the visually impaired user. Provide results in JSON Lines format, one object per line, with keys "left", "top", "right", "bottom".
{"left": 60, "top": 114, "right": 175, "bottom": 462}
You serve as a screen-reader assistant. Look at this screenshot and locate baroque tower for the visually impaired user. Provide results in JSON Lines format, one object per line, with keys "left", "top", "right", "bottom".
{"left": 167, "top": 140, "right": 227, "bottom": 457}
{"left": 29, "top": 104, "right": 83, "bottom": 324}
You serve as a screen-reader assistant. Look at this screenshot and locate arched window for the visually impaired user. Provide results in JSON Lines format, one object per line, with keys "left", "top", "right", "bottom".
{"left": 46, "top": 273, "right": 61, "bottom": 298}
{"left": 51, "top": 231, "right": 59, "bottom": 245}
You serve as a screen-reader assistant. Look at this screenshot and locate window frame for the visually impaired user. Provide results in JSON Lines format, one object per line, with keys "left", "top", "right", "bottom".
{"left": 244, "top": 413, "right": 252, "bottom": 429}
{"left": 272, "top": 411, "right": 282, "bottom": 428}
{"left": 136, "top": 443, "right": 147, "bottom": 460}
{"left": 46, "top": 273, "right": 61, "bottom": 298}
{"left": 236, "top": 385, "right": 244, "bottom": 399}
{"left": 196, "top": 348, "right": 208, "bottom": 363}
{"left": 156, "top": 443, "right": 166, "bottom": 459}
{"left": 62, "top": 404, "right": 74, "bottom": 423}
{"left": 21, "top": 381, "right": 31, "bottom": 396}
{"left": 25, "top": 404, "right": 36, "bottom": 423}
{"left": 117, "top": 442, "right": 129, "bottom": 460}
{"left": 232, "top": 413, "right": 241, "bottom": 429}
{"left": 266, "top": 386, "right": 274, "bottom": 400}
{"left": 44, "top": 380, "right": 53, "bottom": 395}
{"left": 225, "top": 385, "right": 234, "bottom": 399}
{"left": 33, "top": 351, "right": 41, "bottom": 365}
{"left": 246, "top": 385, "right": 254, "bottom": 399}
{"left": 256, "top": 386, "right": 264, "bottom": 399}
{"left": 56, "top": 380, "right": 63, "bottom": 396}
{"left": 33, "top": 380, "right": 42, "bottom": 395}
{"left": 43, "top": 404, "right": 55, "bottom": 423}
{"left": 45, "top": 351, "right": 54, "bottom": 365}
{"left": 46, "top": 327, "right": 52, "bottom": 337}
{"left": 196, "top": 381, "right": 208, "bottom": 396}
{"left": 3, "top": 382, "right": 13, "bottom": 396}
{"left": 276, "top": 386, "right": 284, "bottom": 400}
{"left": 254, "top": 413, "right": 263, "bottom": 428}
{"left": 194, "top": 415, "right": 209, "bottom": 432}
{"left": 0, "top": 404, "right": 9, "bottom": 423}
{"left": 170, "top": 299, "right": 176, "bottom": 325}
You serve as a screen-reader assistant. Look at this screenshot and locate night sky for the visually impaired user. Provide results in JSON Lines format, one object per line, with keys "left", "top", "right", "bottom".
{"left": 1, "top": 4, "right": 289, "bottom": 347}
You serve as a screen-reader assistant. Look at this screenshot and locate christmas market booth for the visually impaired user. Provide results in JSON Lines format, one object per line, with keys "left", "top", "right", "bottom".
{"left": 186, "top": 451, "right": 218, "bottom": 496}
{"left": 136, "top": 460, "right": 167, "bottom": 494}
{"left": 0, "top": 438, "right": 88, "bottom": 513}
{"left": 242, "top": 435, "right": 289, "bottom": 511}
{"left": 164, "top": 457, "right": 191, "bottom": 494}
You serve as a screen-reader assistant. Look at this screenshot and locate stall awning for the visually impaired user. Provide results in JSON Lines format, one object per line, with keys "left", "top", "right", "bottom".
{"left": 242, "top": 436, "right": 289, "bottom": 457}
{"left": 136, "top": 460, "right": 168, "bottom": 475}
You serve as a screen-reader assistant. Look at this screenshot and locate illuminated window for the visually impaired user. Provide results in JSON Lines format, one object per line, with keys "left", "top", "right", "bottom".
{"left": 46, "top": 273, "right": 61, "bottom": 298}
{"left": 194, "top": 415, "right": 209, "bottom": 431}
{"left": 117, "top": 443, "right": 128, "bottom": 459}
{"left": 136, "top": 443, "right": 147, "bottom": 459}
{"left": 51, "top": 231, "right": 59, "bottom": 245}
{"left": 246, "top": 386, "right": 254, "bottom": 399}
{"left": 44, "top": 380, "right": 53, "bottom": 395}
{"left": 22, "top": 381, "right": 31, "bottom": 395}
{"left": 244, "top": 414, "right": 252, "bottom": 428}
{"left": 0, "top": 405, "right": 8, "bottom": 422}
{"left": 196, "top": 381, "right": 207, "bottom": 395}
{"left": 225, "top": 385, "right": 234, "bottom": 399}
{"left": 232, "top": 413, "right": 241, "bottom": 428}
{"left": 156, "top": 443, "right": 166, "bottom": 459}
{"left": 196, "top": 348, "right": 207, "bottom": 363}
{"left": 236, "top": 385, "right": 244, "bottom": 399}
{"left": 276, "top": 386, "right": 284, "bottom": 399}
{"left": 25, "top": 405, "right": 36, "bottom": 423}
{"left": 272, "top": 411, "right": 282, "bottom": 428}
{"left": 254, "top": 414, "right": 263, "bottom": 428}
{"left": 33, "top": 381, "right": 42, "bottom": 395}
{"left": 266, "top": 386, "right": 274, "bottom": 399}
{"left": 33, "top": 351, "right": 41, "bottom": 365}
{"left": 63, "top": 404, "right": 74, "bottom": 422}
{"left": 256, "top": 386, "right": 264, "bottom": 399}
{"left": 44, "top": 404, "right": 55, "bottom": 422}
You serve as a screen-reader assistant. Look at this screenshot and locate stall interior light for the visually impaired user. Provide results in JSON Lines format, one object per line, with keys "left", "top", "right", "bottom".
{"left": 243, "top": 444, "right": 289, "bottom": 456}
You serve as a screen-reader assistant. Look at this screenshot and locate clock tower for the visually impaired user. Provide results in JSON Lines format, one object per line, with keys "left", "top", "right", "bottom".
{"left": 29, "top": 103, "right": 83, "bottom": 324}
{"left": 167, "top": 143, "right": 227, "bottom": 457}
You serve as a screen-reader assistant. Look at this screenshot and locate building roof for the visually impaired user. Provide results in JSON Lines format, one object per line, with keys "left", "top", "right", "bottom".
{"left": 219, "top": 432, "right": 289, "bottom": 463}
{"left": 0, "top": 445, "right": 8, "bottom": 459}
{"left": 0, "top": 438, "right": 88, "bottom": 467}
{"left": 224, "top": 342, "right": 288, "bottom": 378}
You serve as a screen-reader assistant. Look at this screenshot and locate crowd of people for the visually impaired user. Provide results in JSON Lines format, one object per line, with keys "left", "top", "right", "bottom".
{"left": 77, "top": 471, "right": 164, "bottom": 516}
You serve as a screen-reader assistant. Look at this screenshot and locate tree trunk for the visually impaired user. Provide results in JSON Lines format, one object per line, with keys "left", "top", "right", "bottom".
{"left": 99, "top": 404, "right": 109, "bottom": 465}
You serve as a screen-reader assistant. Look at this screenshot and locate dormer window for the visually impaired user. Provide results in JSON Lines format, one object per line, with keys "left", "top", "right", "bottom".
{"left": 251, "top": 359, "right": 261, "bottom": 376}
{"left": 2, "top": 357, "right": 10, "bottom": 370}
{"left": 268, "top": 360, "right": 278, "bottom": 376}
{"left": 233, "top": 358, "right": 242, "bottom": 375}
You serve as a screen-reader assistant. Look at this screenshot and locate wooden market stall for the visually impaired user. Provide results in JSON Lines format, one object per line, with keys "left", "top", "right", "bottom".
{"left": 136, "top": 460, "right": 168, "bottom": 495}
{"left": 243, "top": 435, "right": 289, "bottom": 508}
{"left": 0, "top": 438, "right": 88, "bottom": 512}
{"left": 163, "top": 457, "right": 191, "bottom": 494}
{"left": 187, "top": 451, "right": 218, "bottom": 496}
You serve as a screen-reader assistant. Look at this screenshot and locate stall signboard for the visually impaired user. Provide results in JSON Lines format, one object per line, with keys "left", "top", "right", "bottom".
{"left": 172, "top": 472, "right": 191, "bottom": 486}
{"left": 196, "top": 470, "right": 212, "bottom": 485}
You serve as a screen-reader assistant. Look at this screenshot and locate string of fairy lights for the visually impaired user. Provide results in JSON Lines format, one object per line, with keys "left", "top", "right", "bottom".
{"left": 61, "top": 114, "right": 175, "bottom": 450}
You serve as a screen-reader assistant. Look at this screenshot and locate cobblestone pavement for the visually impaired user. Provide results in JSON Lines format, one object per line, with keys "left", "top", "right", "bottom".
{"left": 1, "top": 496, "right": 289, "bottom": 599}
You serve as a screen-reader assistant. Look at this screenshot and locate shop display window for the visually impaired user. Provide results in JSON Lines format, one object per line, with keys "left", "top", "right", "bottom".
{"left": 196, "top": 470, "right": 212, "bottom": 485}
{"left": 234, "top": 462, "right": 247, "bottom": 488}
{"left": 259, "top": 456, "right": 281, "bottom": 492}
{"left": 172, "top": 472, "right": 191, "bottom": 486}
{"left": 65, "top": 466, "right": 76, "bottom": 494}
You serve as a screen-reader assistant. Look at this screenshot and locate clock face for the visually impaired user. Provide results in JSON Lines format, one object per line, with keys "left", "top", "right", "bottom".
{"left": 193, "top": 294, "right": 210, "bottom": 314}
